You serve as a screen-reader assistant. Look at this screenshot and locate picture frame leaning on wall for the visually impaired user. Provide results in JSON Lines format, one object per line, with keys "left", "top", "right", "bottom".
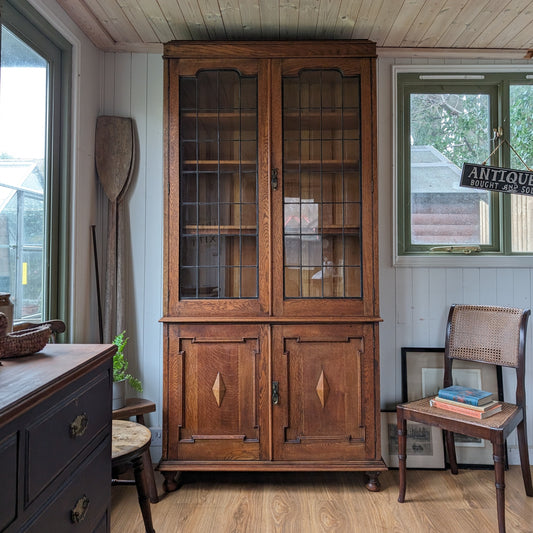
{"left": 401, "top": 347, "right": 504, "bottom": 468}
{"left": 381, "top": 410, "right": 445, "bottom": 469}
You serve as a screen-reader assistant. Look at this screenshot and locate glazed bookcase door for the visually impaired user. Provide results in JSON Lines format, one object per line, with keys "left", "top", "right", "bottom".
{"left": 271, "top": 323, "right": 379, "bottom": 461}
{"left": 271, "top": 58, "right": 377, "bottom": 318}
{"left": 166, "top": 59, "right": 270, "bottom": 317}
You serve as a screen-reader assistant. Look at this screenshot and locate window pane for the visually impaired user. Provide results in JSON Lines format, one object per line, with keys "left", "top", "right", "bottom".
{"left": 409, "top": 93, "right": 491, "bottom": 246}
{"left": 510, "top": 85, "right": 533, "bottom": 252}
{"left": 0, "top": 27, "right": 46, "bottom": 321}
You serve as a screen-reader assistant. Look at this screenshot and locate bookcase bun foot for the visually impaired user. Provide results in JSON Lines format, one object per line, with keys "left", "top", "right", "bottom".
{"left": 162, "top": 471, "right": 181, "bottom": 493}
{"left": 364, "top": 472, "right": 381, "bottom": 492}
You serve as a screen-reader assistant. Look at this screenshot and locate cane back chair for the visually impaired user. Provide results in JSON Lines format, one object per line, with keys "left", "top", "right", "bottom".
{"left": 397, "top": 304, "right": 533, "bottom": 533}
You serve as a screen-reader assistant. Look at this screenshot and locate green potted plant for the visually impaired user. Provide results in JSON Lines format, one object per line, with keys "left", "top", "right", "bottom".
{"left": 112, "top": 331, "right": 142, "bottom": 409}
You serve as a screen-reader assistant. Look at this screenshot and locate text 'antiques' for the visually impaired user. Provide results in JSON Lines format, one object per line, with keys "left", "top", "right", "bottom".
{"left": 461, "top": 163, "right": 533, "bottom": 196}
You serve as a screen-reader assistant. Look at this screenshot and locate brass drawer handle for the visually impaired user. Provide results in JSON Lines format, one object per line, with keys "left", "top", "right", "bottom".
{"left": 70, "top": 413, "right": 88, "bottom": 438}
{"left": 71, "top": 494, "right": 90, "bottom": 523}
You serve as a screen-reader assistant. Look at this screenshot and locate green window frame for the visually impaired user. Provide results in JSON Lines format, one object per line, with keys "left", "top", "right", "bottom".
{"left": 1, "top": 0, "right": 71, "bottom": 323}
{"left": 397, "top": 71, "right": 533, "bottom": 257}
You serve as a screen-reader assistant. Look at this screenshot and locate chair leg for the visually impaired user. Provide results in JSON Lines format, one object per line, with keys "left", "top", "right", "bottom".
{"left": 397, "top": 411, "right": 407, "bottom": 503}
{"left": 444, "top": 430, "right": 458, "bottom": 474}
{"left": 493, "top": 441, "right": 506, "bottom": 533}
{"left": 516, "top": 418, "right": 533, "bottom": 496}
{"left": 132, "top": 455, "right": 156, "bottom": 533}
{"left": 142, "top": 448, "right": 160, "bottom": 503}
{"left": 132, "top": 413, "right": 159, "bottom": 503}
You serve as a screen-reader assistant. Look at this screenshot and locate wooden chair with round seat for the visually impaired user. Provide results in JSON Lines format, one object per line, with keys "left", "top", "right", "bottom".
{"left": 397, "top": 304, "right": 533, "bottom": 533}
{"left": 112, "top": 419, "right": 155, "bottom": 533}
{"left": 112, "top": 397, "right": 159, "bottom": 504}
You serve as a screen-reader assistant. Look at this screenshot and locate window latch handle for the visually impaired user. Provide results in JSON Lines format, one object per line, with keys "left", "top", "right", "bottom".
{"left": 429, "top": 246, "right": 481, "bottom": 254}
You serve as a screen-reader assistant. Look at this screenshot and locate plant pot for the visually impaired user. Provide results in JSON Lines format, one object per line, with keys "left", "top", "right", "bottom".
{"left": 112, "top": 379, "right": 126, "bottom": 410}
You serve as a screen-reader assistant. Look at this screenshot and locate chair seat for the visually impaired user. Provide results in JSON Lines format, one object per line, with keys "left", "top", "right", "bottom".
{"left": 112, "top": 419, "right": 152, "bottom": 462}
{"left": 399, "top": 397, "right": 521, "bottom": 432}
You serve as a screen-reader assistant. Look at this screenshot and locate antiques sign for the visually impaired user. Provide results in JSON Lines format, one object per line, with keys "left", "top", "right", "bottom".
{"left": 460, "top": 163, "right": 533, "bottom": 196}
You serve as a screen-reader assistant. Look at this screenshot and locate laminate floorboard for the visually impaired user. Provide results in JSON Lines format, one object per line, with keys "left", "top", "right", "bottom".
{"left": 111, "top": 466, "right": 533, "bottom": 532}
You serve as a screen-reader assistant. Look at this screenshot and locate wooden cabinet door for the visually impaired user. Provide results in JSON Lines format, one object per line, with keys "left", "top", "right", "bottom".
{"left": 271, "top": 57, "right": 378, "bottom": 319}
{"left": 166, "top": 324, "right": 269, "bottom": 461}
{"left": 271, "top": 323, "right": 379, "bottom": 462}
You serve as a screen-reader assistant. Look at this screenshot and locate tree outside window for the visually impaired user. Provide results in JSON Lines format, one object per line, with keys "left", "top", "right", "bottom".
{"left": 398, "top": 73, "right": 533, "bottom": 256}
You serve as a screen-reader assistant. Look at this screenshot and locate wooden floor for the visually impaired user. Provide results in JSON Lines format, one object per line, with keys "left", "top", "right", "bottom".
{"left": 111, "top": 467, "right": 533, "bottom": 532}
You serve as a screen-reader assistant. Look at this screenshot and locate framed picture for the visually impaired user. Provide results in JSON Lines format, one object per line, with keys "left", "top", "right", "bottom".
{"left": 401, "top": 347, "right": 504, "bottom": 468}
{"left": 381, "top": 410, "right": 445, "bottom": 469}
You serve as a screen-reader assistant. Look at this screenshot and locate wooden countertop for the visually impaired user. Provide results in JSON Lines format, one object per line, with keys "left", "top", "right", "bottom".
{"left": 0, "top": 344, "right": 116, "bottom": 426}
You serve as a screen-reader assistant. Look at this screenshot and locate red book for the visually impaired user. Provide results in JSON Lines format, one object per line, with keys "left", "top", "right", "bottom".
{"left": 430, "top": 397, "right": 502, "bottom": 419}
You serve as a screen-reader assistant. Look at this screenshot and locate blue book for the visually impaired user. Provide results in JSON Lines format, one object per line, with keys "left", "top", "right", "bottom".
{"left": 437, "top": 385, "right": 494, "bottom": 406}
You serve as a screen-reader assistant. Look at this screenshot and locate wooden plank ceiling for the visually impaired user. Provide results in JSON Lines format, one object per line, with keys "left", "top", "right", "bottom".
{"left": 56, "top": 0, "right": 533, "bottom": 55}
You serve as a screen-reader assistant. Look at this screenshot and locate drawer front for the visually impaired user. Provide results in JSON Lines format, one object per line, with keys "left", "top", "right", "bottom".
{"left": 22, "top": 436, "right": 110, "bottom": 533}
{"left": 0, "top": 431, "right": 18, "bottom": 531}
{"left": 26, "top": 370, "right": 110, "bottom": 504}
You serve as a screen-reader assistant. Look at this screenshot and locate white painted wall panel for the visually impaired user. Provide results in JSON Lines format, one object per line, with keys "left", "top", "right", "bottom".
{"left": 376, "top": 56, "right": 399, "bottom": 409}
{"left": 427, "top": 268, "right": 447, "bottom": 341}
{"left": 141, "top": 54, "right": 164, "bottom": 429}
{"left": 101, "top": 51, "right": 164, "bottom": 460}
{"left": 479, "top": 268, "right": 498, "bottom": 305}
{"left": 412, "top": 268, "right": 430, "bottom": 347}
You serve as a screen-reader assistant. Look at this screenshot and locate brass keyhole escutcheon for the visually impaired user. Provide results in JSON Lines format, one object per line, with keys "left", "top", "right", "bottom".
{"left": 272, "top": 381, "right": 279, "bottom": 405}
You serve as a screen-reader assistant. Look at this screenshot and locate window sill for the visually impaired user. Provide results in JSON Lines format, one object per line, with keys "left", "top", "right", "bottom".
{"left": 394, "top": 254, "right": 533, "bottom": 268}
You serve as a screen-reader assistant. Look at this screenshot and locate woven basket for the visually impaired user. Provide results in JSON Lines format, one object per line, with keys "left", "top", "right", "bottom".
{"left": 0, "top": 313, "right": 52, "bottom": 359}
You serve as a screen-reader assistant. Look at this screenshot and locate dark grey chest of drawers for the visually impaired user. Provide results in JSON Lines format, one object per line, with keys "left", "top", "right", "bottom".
{"left": 0, "top": 344, "right": 115, "bottom": 533}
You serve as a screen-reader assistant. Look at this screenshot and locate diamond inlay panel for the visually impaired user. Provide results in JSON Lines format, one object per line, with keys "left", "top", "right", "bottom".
{"left": 316, "top": 370, "right": 330, "bottom": 407}
{"left": 212, "top": 372, "right": 226, "bottom": 406}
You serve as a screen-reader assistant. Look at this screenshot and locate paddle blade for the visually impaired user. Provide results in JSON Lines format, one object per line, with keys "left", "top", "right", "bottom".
{"left": 95, "top": 115, "right": 134, "bottom": 202}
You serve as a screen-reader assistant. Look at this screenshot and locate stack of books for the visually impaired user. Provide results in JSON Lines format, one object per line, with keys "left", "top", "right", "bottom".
{"left": 429, "top": 385, "right": 502, "bottom": 419}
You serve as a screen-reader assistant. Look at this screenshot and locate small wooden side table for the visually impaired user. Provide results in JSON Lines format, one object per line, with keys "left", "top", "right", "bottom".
{"left": 113, "top": 398, "right": 159, "bottom": 503}
{"left": 112, "top": 420, "right": 155, "bottom": 533}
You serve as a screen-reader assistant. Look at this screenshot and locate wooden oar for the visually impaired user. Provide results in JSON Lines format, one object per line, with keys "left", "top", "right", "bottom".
{"left": 95, "top": 116, "right": 135, "bottom": 342}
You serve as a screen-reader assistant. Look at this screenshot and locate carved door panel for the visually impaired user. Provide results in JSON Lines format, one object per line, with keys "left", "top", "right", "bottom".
{"left": 167, "top": 324, "right": 269, "bottom": 461}
{"left": 271, "top": 323, "right": 378, "bottom": 462}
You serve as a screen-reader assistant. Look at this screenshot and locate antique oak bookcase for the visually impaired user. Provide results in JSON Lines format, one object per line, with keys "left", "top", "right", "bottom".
{"left": 160, "top": 40, "right": 384, "bottom": 491}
